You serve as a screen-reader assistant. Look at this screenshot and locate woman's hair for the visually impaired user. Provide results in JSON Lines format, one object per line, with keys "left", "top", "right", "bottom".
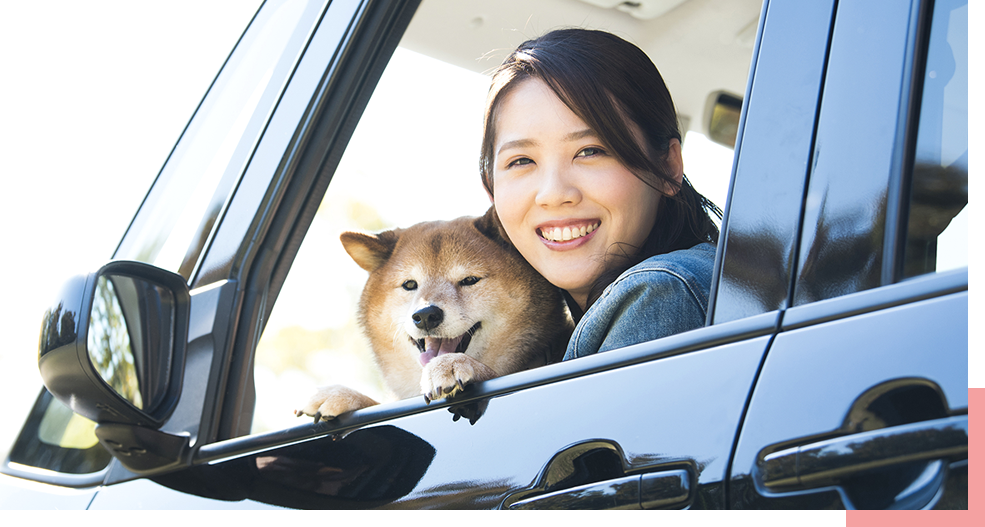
{"left": 480, "top": 28, "right": 722, "bottom": 312}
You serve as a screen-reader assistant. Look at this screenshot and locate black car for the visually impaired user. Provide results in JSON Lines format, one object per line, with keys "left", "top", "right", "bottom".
{"left": 1, "top": 0, "right": 968, "bottom": 510}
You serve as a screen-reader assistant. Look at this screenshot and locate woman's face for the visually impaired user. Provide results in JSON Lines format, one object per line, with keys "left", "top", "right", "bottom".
{"left": 491, "top": 78, "right": 675, "bottom": 310}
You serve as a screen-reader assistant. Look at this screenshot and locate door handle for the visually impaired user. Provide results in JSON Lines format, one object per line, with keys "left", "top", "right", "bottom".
{"left": 507, "top": 469, "right": 690, "bottom": 510}
{"left": 760, "top": 414, "right": 967, "bottom": 491}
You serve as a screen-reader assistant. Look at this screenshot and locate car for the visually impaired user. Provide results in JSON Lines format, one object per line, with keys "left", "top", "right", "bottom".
{"left": 1, "top": 0, "right": 968, "bottom": 510}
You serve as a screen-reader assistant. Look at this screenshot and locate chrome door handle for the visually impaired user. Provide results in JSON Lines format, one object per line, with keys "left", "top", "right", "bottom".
{"left": 508, "top": 469, "right": 690, "bottom": 510}
{"left": 760, "top": 414, "right": 968, "bottom": 491}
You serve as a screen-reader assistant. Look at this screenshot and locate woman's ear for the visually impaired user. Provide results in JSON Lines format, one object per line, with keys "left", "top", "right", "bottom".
{"left": 662, "top": 138, "right": 684, "bottom": 196}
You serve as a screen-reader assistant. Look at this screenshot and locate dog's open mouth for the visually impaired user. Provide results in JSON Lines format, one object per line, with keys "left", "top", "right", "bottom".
{"left": 412, "top": 322, "right": 481, "bottom": 366}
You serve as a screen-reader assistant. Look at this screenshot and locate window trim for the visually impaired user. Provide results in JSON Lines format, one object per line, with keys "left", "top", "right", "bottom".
{"left": 882, "top": 0, "right": 937, "bottom": 285}
{"left": 781, "top": 266, "right": 967, "bottom": 332}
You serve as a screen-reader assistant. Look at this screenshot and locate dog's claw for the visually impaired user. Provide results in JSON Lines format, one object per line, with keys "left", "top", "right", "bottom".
{"left": 313, "top": 412, "right": 322, "bottom": 423}
{"left": 424, "top": 393, "right": 431, "bottom": 404}
{"left": 457, "top": 379, "right": 466, "bottom": 392}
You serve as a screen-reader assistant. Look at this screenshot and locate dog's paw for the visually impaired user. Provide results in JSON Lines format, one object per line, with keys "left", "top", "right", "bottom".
{"left": 294, "top": 385, "right": 379, "bottom": 423}
{"left": 421, "top": 354, "right": 497, "bottom": 403}
{"left": 448, "top": 399, "right": 489, "bottom": 425}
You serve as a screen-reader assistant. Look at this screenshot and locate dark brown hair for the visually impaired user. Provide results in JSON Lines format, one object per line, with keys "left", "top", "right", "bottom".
{"left": 480, "top": 28, "right": 721, "bottom": 312}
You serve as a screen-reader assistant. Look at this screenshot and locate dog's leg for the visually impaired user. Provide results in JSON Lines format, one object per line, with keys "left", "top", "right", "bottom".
{"left": 421, "top": 354, "right": 498, "bottom": 403}
{"left": 295, "top": 385, "right": 379, "bottom": 422}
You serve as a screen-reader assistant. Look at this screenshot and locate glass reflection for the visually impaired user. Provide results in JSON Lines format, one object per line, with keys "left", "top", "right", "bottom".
{"left": 903, "top": 0, "right": 967, "bottom": 278}
{"left": 113, "top": 0, "right": 327, "bottom": 279}
{"left": 88, "top": 276, "right": 143, "bottom": 409}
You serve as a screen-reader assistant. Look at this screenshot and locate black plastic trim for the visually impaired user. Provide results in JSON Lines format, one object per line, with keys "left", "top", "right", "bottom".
{"left": 781, "top": 267, "right": 967, "bottom": 331}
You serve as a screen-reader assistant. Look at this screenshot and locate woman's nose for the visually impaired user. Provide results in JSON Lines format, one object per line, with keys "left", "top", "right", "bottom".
{"left": 535, "top": 164, "right": 581, "bottom": 208}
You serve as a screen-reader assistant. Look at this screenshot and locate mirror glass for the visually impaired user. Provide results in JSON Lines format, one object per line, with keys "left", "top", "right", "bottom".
{"left": 87, "top": 274, "right": 175, "bottom": 412}
{"left": 707, "top": 92, "right": 742, "bottom": 148}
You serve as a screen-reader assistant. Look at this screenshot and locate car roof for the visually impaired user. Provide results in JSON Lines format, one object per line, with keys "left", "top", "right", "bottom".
{"left": 400, "top": 0, "right": 762, "bottom": 138}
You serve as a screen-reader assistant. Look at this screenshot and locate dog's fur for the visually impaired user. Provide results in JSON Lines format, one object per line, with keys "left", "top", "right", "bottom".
{"left": 296, "top": 207, "right": 573, "bottom": 421}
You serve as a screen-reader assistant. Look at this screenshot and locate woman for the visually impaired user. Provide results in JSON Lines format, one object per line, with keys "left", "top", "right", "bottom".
{"left": 479, "top": 28, "right": 721, "bottom": 360}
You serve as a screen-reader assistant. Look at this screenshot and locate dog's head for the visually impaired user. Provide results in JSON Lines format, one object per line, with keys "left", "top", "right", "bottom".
{"left": 341, "top": 207, "right": 567, "bottom": 374}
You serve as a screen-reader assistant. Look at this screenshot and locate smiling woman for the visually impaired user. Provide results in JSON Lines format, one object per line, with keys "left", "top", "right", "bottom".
{"left": 490, "top": 77, "right": 667, "bottom": 310}
{"left": 479, "top": 28, "right": 721, "bottom": 360}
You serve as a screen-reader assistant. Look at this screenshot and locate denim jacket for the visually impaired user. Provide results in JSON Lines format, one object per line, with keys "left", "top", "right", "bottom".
{"left": 563, "top": 242, "right": 716, "bottom": 360}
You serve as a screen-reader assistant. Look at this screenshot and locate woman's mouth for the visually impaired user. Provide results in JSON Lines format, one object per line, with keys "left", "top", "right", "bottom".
{"left": 538, "top": 222, "right": 599, "bottom": 243}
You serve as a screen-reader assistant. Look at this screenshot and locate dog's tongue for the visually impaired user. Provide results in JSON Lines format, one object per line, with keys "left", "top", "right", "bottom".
{"left": 419, "top": 336, "right": 464, "bottom": 366}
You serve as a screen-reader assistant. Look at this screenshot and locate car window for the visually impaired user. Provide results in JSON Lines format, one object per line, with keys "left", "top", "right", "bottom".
{"left": 250, "top": 47, "right": 492, "bottom": 432}
{"left": 249, "top": 2, "right": 750, "bottom": 434}
{"left": 7, "top": 390, "right": 111, "bottom": 476}
{"left": 114, "top": 0, "right": 327, "bottom": 280}
{"left": 902, "top": 0, "right": 967, "bottom": 279}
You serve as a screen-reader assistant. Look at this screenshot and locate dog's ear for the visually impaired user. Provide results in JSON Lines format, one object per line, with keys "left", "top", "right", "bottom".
{"left": 340, "top": 230, "right": 400, "bottom": 272}
{"left": 473, "top": 205, "right": 512, "bottom": 248}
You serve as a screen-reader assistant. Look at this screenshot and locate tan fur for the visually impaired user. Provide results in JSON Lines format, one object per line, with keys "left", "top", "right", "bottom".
{"left": 296, "top": 206, "right": 573, "bottom": 421}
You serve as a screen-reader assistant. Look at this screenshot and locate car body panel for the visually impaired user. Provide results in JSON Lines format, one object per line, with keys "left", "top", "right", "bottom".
{"left": 794, "top": 0, "right": 924, "bottom": 304}
{"left": 709, "top": 0, "right": 834, "bottom": 324}
{"left": 730, "top": 280, "right": 967, "bottom": 508}
{"left": 140, "top": 334, "right": 770, "bottom": 509}
{"left": 0, "top": 475, "right": 96, "bottom": 510}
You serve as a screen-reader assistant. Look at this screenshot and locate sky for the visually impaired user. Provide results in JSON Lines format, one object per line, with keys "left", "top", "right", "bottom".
{"left": 0, "top": 0, "right": 977, "bottom": 466}
{"left": 0, "top": 0, "right": 263, "bottom": 457}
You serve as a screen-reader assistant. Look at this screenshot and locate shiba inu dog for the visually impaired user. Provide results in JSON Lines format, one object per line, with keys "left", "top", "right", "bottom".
{"left": 296, "top": 207, "right": 573, "bottom": 422}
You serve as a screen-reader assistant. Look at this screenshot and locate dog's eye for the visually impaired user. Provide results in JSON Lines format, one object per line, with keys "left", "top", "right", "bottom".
{"left": 402, "top": 280, "right": 418, "bottom": 291}
{"left": 459, "top": 276, "right": 481, "bottom": 286}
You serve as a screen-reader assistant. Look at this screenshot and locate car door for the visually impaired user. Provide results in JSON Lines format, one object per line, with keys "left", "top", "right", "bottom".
{"left": 729, "top": 0, "right": 968, "bottom": 509}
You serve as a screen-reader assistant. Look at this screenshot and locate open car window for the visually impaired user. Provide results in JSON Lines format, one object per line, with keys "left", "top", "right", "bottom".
{"left": 250, "top": 0, "right": 753, "bottom": 434}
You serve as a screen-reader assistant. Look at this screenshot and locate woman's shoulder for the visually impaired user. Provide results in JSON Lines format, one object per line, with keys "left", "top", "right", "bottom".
{"left": 623, "top": 241, "right": 716, "bottom": 276}
{"left": 604, "top": 242, "right": 716, "bottom": 298}
{"left": 564, "top": 243, "right": 717, "bottom": 359}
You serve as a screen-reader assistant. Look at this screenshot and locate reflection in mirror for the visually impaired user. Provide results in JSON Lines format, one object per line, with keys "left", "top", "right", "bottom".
{"left": 705, "top": 91, "right": 742, "bottom": 148}
{"left": 86, "top": 273, "right": 176, "bottom": 413}
{"left": 88, "top": 276, "right": 143, "bottom": 409}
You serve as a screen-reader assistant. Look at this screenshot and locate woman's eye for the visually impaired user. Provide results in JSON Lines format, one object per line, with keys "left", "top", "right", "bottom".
{"left": 459, "top": 276, "right": 481, "bottom": 286}
{"left": 507, "top": 157, "right": 533, "bottom": 168}
{"left": 402, "top": 280, "right": 418, "bottom": 291}
{"left": 576, "top": 147, "right": 605, "bottom": 158}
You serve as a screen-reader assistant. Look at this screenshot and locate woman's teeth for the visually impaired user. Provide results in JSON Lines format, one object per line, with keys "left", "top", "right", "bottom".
{"left": 541, "top": 223, "right": 598, "bottom": 242}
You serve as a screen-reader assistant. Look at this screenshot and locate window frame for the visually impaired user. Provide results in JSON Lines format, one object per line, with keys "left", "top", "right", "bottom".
{"left": 790, "top": 0, "right": 943, "bottom": 306}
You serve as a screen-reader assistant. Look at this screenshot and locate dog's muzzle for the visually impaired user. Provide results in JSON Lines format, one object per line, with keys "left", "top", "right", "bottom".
{"left": 412, "top": 322, "right": 481, "bottom": 366}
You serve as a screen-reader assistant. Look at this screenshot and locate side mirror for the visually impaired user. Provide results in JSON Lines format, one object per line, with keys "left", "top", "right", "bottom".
{"left": 38, "top": 261, "right": 191, "bottom": 472}
{"left": 703, "top": 91, "right": 743, "bottom": 148}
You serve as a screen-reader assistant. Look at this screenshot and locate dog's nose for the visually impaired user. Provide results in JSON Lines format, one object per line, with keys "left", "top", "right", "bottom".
{"left": 412, "top": 305, "right": 444, "bottom": 331}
